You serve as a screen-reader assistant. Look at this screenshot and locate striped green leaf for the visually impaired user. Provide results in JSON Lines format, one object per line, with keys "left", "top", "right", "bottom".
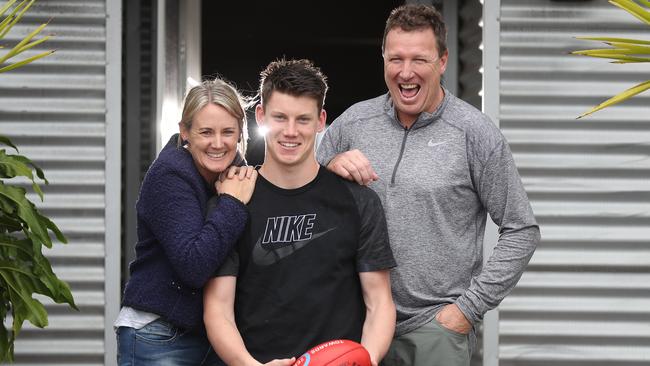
{"left": 578, "top": 80, "right": 650, "bottom": 118}
{"left": 609, "top": 0, "right": 650, "bottom": 25}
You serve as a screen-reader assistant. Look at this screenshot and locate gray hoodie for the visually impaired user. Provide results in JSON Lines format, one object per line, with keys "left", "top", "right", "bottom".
{"left": 317, "top": 91, "right": 540, "bottom": 337}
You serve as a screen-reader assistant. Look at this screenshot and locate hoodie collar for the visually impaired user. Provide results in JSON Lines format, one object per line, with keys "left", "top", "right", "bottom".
{"left": 383, "top": 87, "right": 450, "bottom": 130}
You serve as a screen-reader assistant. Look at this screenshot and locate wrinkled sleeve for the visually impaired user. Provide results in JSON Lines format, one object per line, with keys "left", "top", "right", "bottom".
{"left": 214, "top": 248, "right": 240, "bottom": 277}
{"left": 346, "top": 183, "right": 396, "bottom": 273}
{"left": 455, "top": 140, "right": 540, "bottom": 325}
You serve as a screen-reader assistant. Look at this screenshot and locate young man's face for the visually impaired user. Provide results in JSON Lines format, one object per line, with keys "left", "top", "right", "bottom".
{"left": 383, "top": 27, "right": 448, "bottom": 127}
{"left": 256, "top": 91, "right": 326, "bottom": 169}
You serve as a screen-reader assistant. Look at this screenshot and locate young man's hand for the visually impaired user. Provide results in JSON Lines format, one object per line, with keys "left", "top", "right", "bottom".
{"left": 262, "top": 358, "right": 295, "bottom": 366}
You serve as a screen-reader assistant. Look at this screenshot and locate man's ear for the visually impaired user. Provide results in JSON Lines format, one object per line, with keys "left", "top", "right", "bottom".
{"left": 317, "top": 109, "right": 327, "bottom": 133}
{"left": 255, "top": 104, "right": 265, "bottom": 127}
{"left": 438, "top": 49, "right": 449, "bottom": 74}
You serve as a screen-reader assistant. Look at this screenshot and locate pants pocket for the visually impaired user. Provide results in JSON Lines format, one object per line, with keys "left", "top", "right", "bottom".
{"left": 431, "top": 317, "right": 469, "bottom": 339}
{"left": 135, "top": 319, "right": 180, "bottom": 344}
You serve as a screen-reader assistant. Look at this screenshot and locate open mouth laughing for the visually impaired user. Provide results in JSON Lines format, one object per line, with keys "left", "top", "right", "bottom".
{"left": 399, "top": 83, "right": 420, "bottom": 99}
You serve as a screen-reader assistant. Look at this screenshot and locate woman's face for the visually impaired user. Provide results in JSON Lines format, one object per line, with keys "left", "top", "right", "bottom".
{"left": 180, "top": 103, "right": 240, "bottom": 183}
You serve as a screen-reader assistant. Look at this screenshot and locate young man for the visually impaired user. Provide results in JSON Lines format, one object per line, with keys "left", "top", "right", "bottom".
{"left": 317, "top": 4, "right": 540, "bottom": 366}
{"left": 203, "top": 59, "right": 396, "bottom": 366}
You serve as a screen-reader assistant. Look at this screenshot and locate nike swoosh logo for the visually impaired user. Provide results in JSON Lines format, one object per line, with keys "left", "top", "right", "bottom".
{"left": 428, "top": 140, "right": 448, "bottom": 147}
{"left": 251, "top": 227, "right": 336, "bottom": 266}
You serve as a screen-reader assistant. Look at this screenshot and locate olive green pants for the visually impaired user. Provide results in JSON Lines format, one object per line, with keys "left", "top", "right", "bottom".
{"left": 381, "top": 318, "right": 471, "bottom": 366}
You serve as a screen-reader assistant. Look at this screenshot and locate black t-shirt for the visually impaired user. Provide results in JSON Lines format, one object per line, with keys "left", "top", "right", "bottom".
{"left": 217, "top": 166, "right": 395, "bottom": 362}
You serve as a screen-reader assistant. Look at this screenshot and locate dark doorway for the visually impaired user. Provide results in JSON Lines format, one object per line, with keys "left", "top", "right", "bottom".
{"left": 202, "top": 1, "right": 402, "bottom": 166}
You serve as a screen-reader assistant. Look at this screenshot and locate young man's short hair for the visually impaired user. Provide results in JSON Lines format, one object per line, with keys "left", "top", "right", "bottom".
{"left": 259, "top": 59, "right": 328, "bottom": 112}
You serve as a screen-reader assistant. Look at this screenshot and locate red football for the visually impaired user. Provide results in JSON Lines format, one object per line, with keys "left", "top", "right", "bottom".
{"left": 293, "top": 339, "right": 371, "bottom": 366}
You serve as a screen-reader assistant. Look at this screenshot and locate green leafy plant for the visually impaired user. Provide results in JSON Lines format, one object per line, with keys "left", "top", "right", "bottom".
{"left": 0, "top": 0, "right": 53, "bottom": 73}
{"left": 572, "top": 0, "right": 650, "bottom": 118}
{"left": 1, "top": 0, "right": 77, "bottom": 362}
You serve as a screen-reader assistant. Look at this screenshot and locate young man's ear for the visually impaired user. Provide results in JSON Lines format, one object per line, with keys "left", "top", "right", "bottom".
{"left": 317, "top": 109, "right": 327, "bottom": 133}
{"left": 255, "top": 104, "right": 265, "bottom": 127}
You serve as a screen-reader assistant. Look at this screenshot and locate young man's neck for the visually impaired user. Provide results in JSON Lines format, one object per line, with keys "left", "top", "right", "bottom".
{"left": 259, "top": 158, "right": 320, "bottom": 190}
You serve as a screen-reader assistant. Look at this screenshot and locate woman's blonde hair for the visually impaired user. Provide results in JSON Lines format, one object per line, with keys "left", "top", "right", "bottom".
{"left": 178, "top": 78, "right": 248, "bottom": 156}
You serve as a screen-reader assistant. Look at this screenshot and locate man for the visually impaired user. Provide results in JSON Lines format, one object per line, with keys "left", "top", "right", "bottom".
{"left": 204, "top": 59, "right": 397, "bottom": 366}
{"left": 317, "top": 4, "right": 540, "bottom": 366}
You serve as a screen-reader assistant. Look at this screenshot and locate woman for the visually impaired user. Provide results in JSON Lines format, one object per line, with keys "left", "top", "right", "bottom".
{"left": 115, "top": 78, "right": 257, "bottom": 365}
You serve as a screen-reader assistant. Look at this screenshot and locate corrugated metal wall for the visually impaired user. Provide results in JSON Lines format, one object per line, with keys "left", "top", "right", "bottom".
{"left": 123, "top": 0, "right": 157, "bottom": 282}
{"left": 496, "top": 0, "right": 650, "bottom": 365}
{"left": 459, "top": 0, "right": 482, "bottom": 109}
{"left": 0, "top": 0, "right": 120, "bottom": 364}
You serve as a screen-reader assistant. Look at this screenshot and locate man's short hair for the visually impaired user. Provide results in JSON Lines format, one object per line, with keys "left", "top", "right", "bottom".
{"left": 259, "top": 59, "right": 328, "bottom": 112}
{"left": 382, "top": 4, "right": 448, "bottom": 56}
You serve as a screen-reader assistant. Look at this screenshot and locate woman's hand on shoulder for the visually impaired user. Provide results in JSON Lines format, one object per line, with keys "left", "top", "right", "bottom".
{"left": 216, "top": 166, "right": 258, "bottom": 204}
{"left": 223, "top": 165, "right": 256, "bottom": 180}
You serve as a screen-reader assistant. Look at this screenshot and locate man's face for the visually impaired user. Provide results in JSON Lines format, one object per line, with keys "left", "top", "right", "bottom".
{"left": 256, "top": 91, "right": 326, "bottom": 169}
{"left": 383, "top": 27, "right": 448, "bottom": 127}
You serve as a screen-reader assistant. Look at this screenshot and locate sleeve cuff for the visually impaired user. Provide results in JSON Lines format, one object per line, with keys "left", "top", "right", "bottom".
{"left": 455, "top": 294, "right": 486, "bottom": 326}
{"left": 218, "top": 193, "right": 245, "bottom": 206}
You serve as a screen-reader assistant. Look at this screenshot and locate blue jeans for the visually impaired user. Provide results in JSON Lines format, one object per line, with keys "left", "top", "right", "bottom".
{"left": 116, "top": 319, "right": 224, "bottom": 366}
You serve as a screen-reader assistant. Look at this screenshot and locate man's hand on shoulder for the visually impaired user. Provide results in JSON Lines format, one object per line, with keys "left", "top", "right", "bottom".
{"left": 326, "top": 150, "right": 378, "bottom": 186}
{"left": 435, "top": 303, "right": 472, "bottom": 334}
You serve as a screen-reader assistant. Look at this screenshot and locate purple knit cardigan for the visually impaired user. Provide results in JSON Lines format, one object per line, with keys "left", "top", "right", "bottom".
{"left": 122, "top": 134, "right": 249, "bottom": 331}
